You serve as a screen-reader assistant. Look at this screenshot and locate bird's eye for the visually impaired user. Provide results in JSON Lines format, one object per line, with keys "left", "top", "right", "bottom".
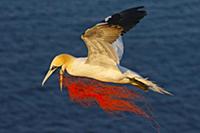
{"left": 51, "top": 66, "right": 57, "bottom": 70}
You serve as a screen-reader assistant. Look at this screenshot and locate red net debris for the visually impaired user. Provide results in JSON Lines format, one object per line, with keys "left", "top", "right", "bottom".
{"left": 61, "top": 74, "right": 152, "bottom": 119}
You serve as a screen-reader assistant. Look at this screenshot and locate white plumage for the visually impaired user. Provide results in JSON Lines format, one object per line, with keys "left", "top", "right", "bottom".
{"left": 42, "top": 6, "right": 172, "bottom": 95}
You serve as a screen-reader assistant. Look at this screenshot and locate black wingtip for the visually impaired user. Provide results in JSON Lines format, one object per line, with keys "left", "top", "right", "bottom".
{"left": 133, "top": 6, "right": 145, "bottom": 10}
{"left": 102, "top": 6, "right": 147, "bottom": 33}
{"left": 129, "top": 6, "right": 147, "bottom": 15}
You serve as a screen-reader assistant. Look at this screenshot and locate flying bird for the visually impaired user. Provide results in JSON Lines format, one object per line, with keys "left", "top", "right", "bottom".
{"left": 42, "top": 6, "right": 172, "bottom": 95}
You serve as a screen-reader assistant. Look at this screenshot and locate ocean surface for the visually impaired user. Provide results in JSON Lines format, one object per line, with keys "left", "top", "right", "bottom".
{"left": 0, "top": 0, "right": 200, "bottom": 133}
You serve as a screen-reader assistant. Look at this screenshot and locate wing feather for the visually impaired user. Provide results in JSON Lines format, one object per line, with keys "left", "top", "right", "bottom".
{"left": 112, "top": 36, "right": 124, "bottom": 60}
{"left": 81, "top": 6, "right": 146, "bottom": 66}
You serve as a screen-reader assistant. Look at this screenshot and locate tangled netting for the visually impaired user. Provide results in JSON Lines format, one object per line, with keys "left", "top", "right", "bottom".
{"left": 61, "top": 74, "right": 160, "bottom": 132}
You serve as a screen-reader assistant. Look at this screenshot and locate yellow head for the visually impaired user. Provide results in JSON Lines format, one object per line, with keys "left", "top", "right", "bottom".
{"left": 42, "top": 54, "right": 74, "bottom": 90}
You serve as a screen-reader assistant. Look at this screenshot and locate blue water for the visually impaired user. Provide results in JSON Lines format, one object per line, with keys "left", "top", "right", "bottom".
{"left": 0, "top": 0, "right": 200, "bottom": 133}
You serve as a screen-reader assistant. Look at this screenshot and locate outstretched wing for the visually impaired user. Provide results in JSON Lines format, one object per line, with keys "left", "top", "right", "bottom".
{"left": 81, "top": 6, "right": 146, "bottom": 67}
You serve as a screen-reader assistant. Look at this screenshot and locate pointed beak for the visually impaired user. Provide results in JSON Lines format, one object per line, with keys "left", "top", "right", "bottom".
{"left": 42, "top": 68, "right": 57, "bottom": 86}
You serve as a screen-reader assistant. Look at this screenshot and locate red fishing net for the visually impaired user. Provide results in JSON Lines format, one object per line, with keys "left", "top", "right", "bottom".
{"left": 61, "top": 74, "right": 151, "bottom": 118}
{"left": 60, "top": 74, "right": 160, "bottom": 132}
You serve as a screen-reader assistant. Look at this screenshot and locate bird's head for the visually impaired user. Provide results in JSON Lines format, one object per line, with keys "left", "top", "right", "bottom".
{"left": 42, "top": 54, "right": 74, "bottom": 90}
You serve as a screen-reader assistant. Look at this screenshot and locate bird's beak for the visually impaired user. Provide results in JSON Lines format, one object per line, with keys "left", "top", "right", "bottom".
{"left": 42, "top": 68, "right": 57, "bottom": 86}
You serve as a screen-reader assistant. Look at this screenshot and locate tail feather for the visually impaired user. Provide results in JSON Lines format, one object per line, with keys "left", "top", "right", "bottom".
{"left": 130, "top": 77, "right": 173, "bottom": 95}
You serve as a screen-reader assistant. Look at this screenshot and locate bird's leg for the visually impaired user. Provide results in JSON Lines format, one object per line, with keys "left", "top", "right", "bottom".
{"left": 59, "top": 69, "right": 64, "bottom": 92}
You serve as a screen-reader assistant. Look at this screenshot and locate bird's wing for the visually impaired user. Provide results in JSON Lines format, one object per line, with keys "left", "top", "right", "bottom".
{"left": 81, "top": 6, "right": 146, "bottom": 67}
{"left": 112, "top": 36, "right": 124, "bottom": 61}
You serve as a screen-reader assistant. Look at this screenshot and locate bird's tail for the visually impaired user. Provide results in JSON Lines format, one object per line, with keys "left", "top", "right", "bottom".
{"left": 130, "top": 77, "right": 173, "bottom": 95}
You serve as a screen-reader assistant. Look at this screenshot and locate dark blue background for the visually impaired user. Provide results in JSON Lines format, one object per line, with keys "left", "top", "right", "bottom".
{"left": 0, "top": 0, "right": 199, "bottom": 133}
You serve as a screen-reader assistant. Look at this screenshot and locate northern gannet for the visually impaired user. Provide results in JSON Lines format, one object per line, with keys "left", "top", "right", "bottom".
{"left": 42, "top": 6, "right": 172, "bottom": 95}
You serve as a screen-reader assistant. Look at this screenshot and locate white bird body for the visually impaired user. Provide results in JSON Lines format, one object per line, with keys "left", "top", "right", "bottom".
{"left": 66, "top": 57, "right": 129, "bottom": 83}
{"left": 42, "top": 6, "right": 172, "bottom": 95}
